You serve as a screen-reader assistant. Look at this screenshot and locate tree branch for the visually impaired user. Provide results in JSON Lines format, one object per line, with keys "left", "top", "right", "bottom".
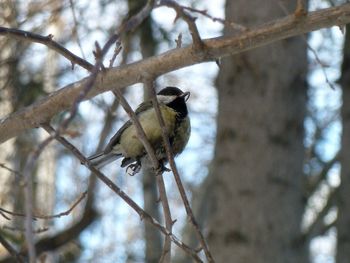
{"left": 41, "top": 124, "right": 202, "bottom": 262}
{"left": 0, "top": 27, "right": 93, "bottom": 71}
{"left": 112, "top": 87, "right": 174, "bottom": 261}
{"left": 0, "top": 233, "right": 25, "bottom": 263}
{"left": 147, "top": 82, "right": 214, "bottom": 262}
{"left": 143, "top": 79, "right": 173, "bottom": 263}
{"left": 160, "top": 0, "right": 204, "bottom": 50}
{"left": 1, "top": 3, "right": 350, "bottom": 143}
{"left": 0, "top": 191, "right": 87, "bottom": 220}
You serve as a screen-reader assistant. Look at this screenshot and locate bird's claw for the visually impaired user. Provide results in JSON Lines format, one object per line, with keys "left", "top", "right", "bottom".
{"left": 162, "top": 166, "right": 171, "bottom": 172}
{"left": 126, "top": 163, "right": 141, "bottom": 176}
{"left": 155, "top": 163, "right": 171, "bottom": 175}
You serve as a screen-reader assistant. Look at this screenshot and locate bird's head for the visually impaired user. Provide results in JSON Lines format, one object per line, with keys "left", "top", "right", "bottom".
{"left": 157, "top": 86, "right": 190, "bottom": 105}
{"left": 157, "top": 86, "right": 190, "bottom": 119}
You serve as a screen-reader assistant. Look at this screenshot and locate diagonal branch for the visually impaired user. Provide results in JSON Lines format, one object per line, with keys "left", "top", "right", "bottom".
{"left": 160, "top": 0, "right": 204, "bottom": 50}
{"left": 1, "top": 3, "right": 350, "bottom": 143}
{"left": 0, "top": 233, "right": 25, "bottom": 263}
{"left": 0, "top": 27, "right": 93, "bottom": 71}
{"left": 112, "top": 88, "right": 173, "bottom": 262}
{"left": 41, "top": 124, "right": 202, "bottom": 262}
{"left": 147, "top": 81, "right": 214, "bottom": 262}
{"left": 180, "top": 5, "right": 247, "bottom": 31}
{"left": 143, "top": 80, "right": 173, "bottom": 263}
{"left": 0, "top": 191, "right": 87, "bottom": 220}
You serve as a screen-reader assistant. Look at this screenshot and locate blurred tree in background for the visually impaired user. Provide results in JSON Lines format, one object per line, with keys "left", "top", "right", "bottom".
{"left": 0, "top": 0, "right": 349, "bottom": 262}
{"left": 207, "top": 0, "right": 308, "bottom": 262}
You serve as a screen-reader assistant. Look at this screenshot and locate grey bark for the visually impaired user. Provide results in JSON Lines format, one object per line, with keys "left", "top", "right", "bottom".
{"left": 206, "top": 1, "right": 308, "bottom": 262}
{"left": 336, "top": 23, "right": 350, "bottom": 263}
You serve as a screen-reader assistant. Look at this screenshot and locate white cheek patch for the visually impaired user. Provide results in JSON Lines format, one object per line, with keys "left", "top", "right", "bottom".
{"left": 157, "top": 95, "right": 177, "bottom": 104}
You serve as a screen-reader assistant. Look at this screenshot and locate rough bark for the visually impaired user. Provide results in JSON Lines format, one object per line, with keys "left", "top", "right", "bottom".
{"left": 337, "top": 23, "right": 350, "bottom": 263}
{"left": 1, "top": 3, "right": 350, "bottom": 143}
{"left": 206, "top": 1, "right": 308, "bottom": 262}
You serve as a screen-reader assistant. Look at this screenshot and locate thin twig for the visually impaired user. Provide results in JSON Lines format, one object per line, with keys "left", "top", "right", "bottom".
{"left": 307, "top": 42, "right": 336, "bottom": 90}
{"left": 295, "top": 0, "right": 307, "bottom": 18}
{"left": 156, "top": 173, "right": 172, "bottom": 263}
{"left": 0, "top": 163, "right": 21, "bottom": 176}
{"left": 175, "top": 33, "right": 182, "bottom": 48}
{"left": 109, "top": 41, "right": 122, "bottom": 68}
{"left": 23, "top": 135, "right": 54, "bottom": 263}
{"left": 277, "top": 1, "right": 335, "bottom": 90}
{"left": 3, "top": 3, "right": 350, "bottom": 143}
{"left": 159, "top": 0, "right": 204, "bottom": 50}
{"left": 69, "top": 0, "right": 87, "bottom": 60}
{"left": 41, "top": 124, "right": 202, "bottom": 262}
{"left": 181, "top": 5, "right": 247, "bottom": 31}
{"left": 0, "top": 191, "right": 87, "bottom": 220}
{"left": 143, "top": 79, "right": 173, "bottom": 263}
{"left": 0, "top": 27, "right": 93, "bottom": 71}
{"left": 112, "top": 89, "right": 161, "bottom": 170}
{"left": 0, "top": 210, "right": 11, "bottom": 220}
{"left": 0, "top": 233, "right": 25, "bottom": 263}
{"left": 148, "top": 84, "right": 214, "bottom": 262}
{"left": 57, "top": 0, "right": 155, "bottom": 138}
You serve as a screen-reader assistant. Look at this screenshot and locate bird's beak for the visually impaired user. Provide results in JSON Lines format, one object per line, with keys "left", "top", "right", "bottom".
{"left": 180, "top": 91, "right": 190, "bottom": 102}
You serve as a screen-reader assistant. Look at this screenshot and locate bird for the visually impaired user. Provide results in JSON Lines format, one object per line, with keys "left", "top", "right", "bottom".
{"left": 88, "top": 86, "right": 191, "bottom": 175}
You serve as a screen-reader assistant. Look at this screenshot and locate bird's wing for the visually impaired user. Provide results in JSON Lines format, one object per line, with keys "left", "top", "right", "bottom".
{"left": 135, "top": 100, "right": 153, "bottom": 115}
{"left": 104, "top": 100, "right": 154, "bottom": 153}
{"left": 104, "top": 120, "right": 132, "bottom": 153}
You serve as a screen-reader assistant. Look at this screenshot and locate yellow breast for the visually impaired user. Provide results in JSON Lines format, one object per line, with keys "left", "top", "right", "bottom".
{"left": 119, "top": 105, "right": 177, "bottom": 158}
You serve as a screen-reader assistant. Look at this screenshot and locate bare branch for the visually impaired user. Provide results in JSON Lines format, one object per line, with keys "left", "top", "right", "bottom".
{"left": 143, "top": 79, "right": 173, "bottom": 263}
{"left": 0, "top": 27, "right": 93, "bottom": 71}
{"left": 160, "top": 0, "right": 204, "bottom": 50}
{"left": 156, "top": 172, "right": 172, "bottom": 263}
{"left": 147, "top": 82, "right": 214, "bottom": 262}
{"left": 112, "top": 89, "right": 161, "bottom": 170}
{"left": 302, "top": 188, "right": 337, "bottom": 241}
{"left": 0, "top": 163, "right": 21, "bottom": 176}
{"left": 57, "top": 0, "right": 155, "bottom": 138}
{"left": 0, "top": 191, "right": 87, "bottom": 220}
{"left": 175, "top": 33, "right": 182, "bottom": 48}
{"left": 109, "top": 41, "right": 122, "bottom": 68}
{"left": 305, "top": 152, "right": 339, "bottom": 196}
{"left": 41, "top": 124, "right": 202, "bottom": 262}
{"left": 1, "top": 3, "right": 350, "bottom": 143}
{"left": 0, "top": 233, "right": 25, "bottom": 263}
{"left": 69, "top": 0, "right": 86, "bottom": 60}
{"left": 307, "top": 41, "right": 336, "bottom": 90}
{"left": 177, "top": 5, "right": 247, "bottom": 31}
{"left": 277, "top": 1, "right": 334, "bottom": 90}
{"left": 112, "top": 88, "right": 174, "bottom": 262}
{"left": 295, "top": 0, "right": 307, "bottom": 18}
{"left": 23, "top": 135, "right": 54, "bottom": 262}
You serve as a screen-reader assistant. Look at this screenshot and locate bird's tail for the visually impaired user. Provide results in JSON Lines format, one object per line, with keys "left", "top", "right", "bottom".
{"left": 88, "top": 151, "right": 122, "bottom": 168}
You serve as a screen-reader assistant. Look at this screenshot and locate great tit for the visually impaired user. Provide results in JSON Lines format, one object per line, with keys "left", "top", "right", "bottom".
{"left": 88, "top": 86, "right": 191, "bottom": 174}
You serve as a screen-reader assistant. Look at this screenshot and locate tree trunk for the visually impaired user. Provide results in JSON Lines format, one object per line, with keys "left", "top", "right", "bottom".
{"left": 337, "top": 23, "right": 350, "bottom": 263}
{"left": 207, "top": 1, "right": 308, "bottom": 262}
{"left": 126, "top": 0, "right": 163, "bottom": 261}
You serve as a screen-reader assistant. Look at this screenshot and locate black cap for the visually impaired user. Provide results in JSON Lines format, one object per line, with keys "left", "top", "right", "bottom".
{"left": 157, "top": 86, "right": 184, "bottom": 96}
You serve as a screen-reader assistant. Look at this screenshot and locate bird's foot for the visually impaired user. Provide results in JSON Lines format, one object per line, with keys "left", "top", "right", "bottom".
{"left": 162, "top": 165, "right": 171, "bottom": 172}
{"left": 126, "top": 162, "right": 141, "bottom": 176}
{"left": 155, "top": 162, "right": 171, "bottom": 175}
